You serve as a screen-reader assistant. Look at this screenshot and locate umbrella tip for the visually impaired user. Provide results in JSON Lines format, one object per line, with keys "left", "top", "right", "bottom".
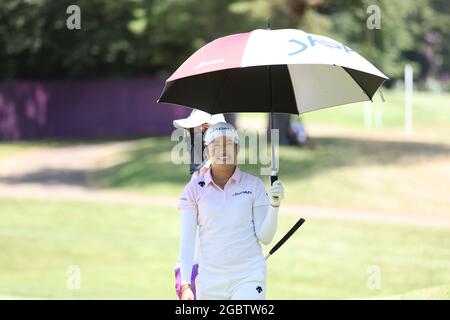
{"left": 266, "top": 18, "right": 271, "bottom": 30}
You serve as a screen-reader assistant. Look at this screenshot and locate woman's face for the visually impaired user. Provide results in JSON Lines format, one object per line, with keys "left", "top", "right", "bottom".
{"left": 207, "top": 136, "right": 238, "bottom": 165}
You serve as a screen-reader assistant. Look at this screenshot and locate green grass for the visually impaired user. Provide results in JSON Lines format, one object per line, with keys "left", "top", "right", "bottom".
{"left": 276, "top": 137, "right": 450, "bottom": 218}
{"left": 0, "top": 142, "right": 36, "bottom": 162}
{"left": 0, "top": 197, "right": 449, "bottom": 299}
{"left": 0, "top": 140, "right": 93, "bottom": 164}
{"left": 93, "top": 134, "right": 450, "bottom": 218}
{"left": 1, "top": 89, "right": 449, "bottom": 299}
{"left": 93, "top": 137, "right": 189, "bottom": 194}
{"left": 302, "top": 90, "right": 450, "bottom": 130}
{"left": 0, "top": 138, "right": 134, "bottom": 163}
{"left": 91, "top": 90, "right": 450, "bottom": 216}
{"left": 0, "top": 198, "right": 178, "bottom": 299}
{"left": 374, "top": 285, "right": 450, "bottom": 300}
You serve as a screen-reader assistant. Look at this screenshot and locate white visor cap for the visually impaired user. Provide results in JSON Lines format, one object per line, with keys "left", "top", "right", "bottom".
{"left": 204, "top": 122, "right": 240, "bottom": 146}
{"left": 173, "top": 109, "right": 226, "bottom": 129}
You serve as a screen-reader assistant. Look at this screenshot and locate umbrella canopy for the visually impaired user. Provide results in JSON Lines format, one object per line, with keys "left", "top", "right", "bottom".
{"left": 158, "top": 28, "right": 388, "bottom": 114}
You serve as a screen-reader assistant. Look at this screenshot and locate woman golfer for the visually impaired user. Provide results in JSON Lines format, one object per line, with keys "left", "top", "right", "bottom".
{"left": 178, "top": 122, "right": 284, "bottom": 300}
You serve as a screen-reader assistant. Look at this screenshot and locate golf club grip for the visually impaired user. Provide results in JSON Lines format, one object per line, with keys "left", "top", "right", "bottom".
{"left": 269, "top": 218, "right": 305, "bottom": 256}
{"left": 270, "top": 175, "right": 278, "bottom": 185}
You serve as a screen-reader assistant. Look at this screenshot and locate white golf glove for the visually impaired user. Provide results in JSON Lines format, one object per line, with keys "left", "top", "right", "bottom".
{"left": 268, "top": 180, "right": 285, "bottom": 207}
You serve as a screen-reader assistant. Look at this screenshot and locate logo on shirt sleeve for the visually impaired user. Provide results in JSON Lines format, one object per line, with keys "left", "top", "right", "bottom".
{"left": 198, "top": 181, "right": 205, "bottom": 187}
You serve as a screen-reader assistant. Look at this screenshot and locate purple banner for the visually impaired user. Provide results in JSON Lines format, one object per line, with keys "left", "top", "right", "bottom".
{"left": 0, "top": 77, "right": 192, "bottom": 140}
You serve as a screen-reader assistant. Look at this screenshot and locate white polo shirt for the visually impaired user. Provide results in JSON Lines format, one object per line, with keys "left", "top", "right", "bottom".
{"left": 190, "top": 159, "right": 211, "bottom": 181}
{"left": 177, "top": 166, "right": 271, "bottom": 275}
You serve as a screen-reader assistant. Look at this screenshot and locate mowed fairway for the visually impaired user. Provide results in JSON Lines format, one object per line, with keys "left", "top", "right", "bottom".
{"left": 0, "top": 90, "right": 449, "bottom": 299}
{"left": 0, "top": 198, "right": 449, "bottom": 299}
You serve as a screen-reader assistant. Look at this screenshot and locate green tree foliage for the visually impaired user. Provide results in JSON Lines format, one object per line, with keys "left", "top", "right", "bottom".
{"left": 0, "top": 0, "right": 448, "bottom": 82}
{"left": 0, "top": 0, "right": 254, "bottom": 78}
{"left": 232, "top": 0, "right": 449, "bottom": 81}
{"left": 0, "top": 0, "right": 141, "bottom": 78}
{"left": 319, "top": 0, "right": 449, "bottom": 80}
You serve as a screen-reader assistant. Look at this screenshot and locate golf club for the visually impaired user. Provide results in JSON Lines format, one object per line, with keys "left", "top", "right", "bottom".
{"left": 265, "top": 217, "right": 306, "bottom": 260}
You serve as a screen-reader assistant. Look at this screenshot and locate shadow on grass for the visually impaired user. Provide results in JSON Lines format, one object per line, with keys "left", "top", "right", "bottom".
{"left": 94, "top": 138, "right": 189, "bottom": 189}
{"left": 275, "top": 136, "right": 450, "bottom": 181}
{"left": 0, "top": 169, "right": 89, "bottom": 186}
{"left": 92, "top": 136, "right": 450, "bottom": 189}
{"left": 0, "top": 137, "right": 146, "bottom": 187}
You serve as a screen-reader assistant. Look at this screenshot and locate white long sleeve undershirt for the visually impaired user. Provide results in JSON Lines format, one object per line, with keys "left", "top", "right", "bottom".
{"left": 179, "top": 204, "right": 278, "bottom": 285}
{"left": 253, "top": 204, "right": 279, "bottom": 245}
{"left": 179, "top": 207, "right": 198, "bottom": 285}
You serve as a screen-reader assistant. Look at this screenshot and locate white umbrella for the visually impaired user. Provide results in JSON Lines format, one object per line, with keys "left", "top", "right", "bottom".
{"left": 159, "top": 28, "right": 389, "bottom": 181}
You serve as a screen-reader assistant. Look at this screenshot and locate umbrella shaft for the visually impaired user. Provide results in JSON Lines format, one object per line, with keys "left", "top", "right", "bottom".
{"left": 270, "top": 112, "right": 277, "bottom": 173}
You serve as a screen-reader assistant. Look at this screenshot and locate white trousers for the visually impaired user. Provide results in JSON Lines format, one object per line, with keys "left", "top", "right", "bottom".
{"left": 196, "top": 267, "right": 266, "bottom": 300}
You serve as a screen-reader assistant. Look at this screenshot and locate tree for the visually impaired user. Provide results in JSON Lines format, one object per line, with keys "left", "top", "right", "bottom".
{"left": 0, "top": 0, "right": 255, "bottom": 79}
{"left": 0, "top": 0, "right": 448, "bottom": 83}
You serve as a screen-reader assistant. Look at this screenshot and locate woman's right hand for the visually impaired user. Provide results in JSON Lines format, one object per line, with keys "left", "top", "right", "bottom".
{"left": 180, "top": 286, "right": 195, "bottom": 300}
{"left": 269, "top": 180, "right": 285, "bottom": 207}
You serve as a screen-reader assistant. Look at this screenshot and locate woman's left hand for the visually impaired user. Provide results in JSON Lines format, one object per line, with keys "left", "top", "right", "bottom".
{"left": 181, "top": 286, "right": 195, "bottom": 300}
{"left": 269, "top": 180, "right": 285, "bottom": 207}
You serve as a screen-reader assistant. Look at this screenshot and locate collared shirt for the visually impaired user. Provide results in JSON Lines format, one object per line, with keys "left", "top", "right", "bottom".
{"left": 178, "top": 166, "right": 271, "bottom": 274}
{"left": 188, "top": 159, "right": 210, "bottom": 264}
{"left": 190, "top": 159, "right": 211, "bottom": 181}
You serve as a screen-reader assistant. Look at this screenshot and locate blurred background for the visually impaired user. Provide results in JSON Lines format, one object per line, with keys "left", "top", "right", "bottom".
{"left": 0, "top": 0, "right": 449, "bottom": 299}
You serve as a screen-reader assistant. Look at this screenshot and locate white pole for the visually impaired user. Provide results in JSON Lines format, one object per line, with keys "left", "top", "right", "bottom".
{"left": 404, "top": 64, "right": 413, "bottom": 135}
{"left": 364, "top": 101, "right": 372, "bottom": 129}
{"left": 375, "top": 104, "right": 383, "bottom": 128}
